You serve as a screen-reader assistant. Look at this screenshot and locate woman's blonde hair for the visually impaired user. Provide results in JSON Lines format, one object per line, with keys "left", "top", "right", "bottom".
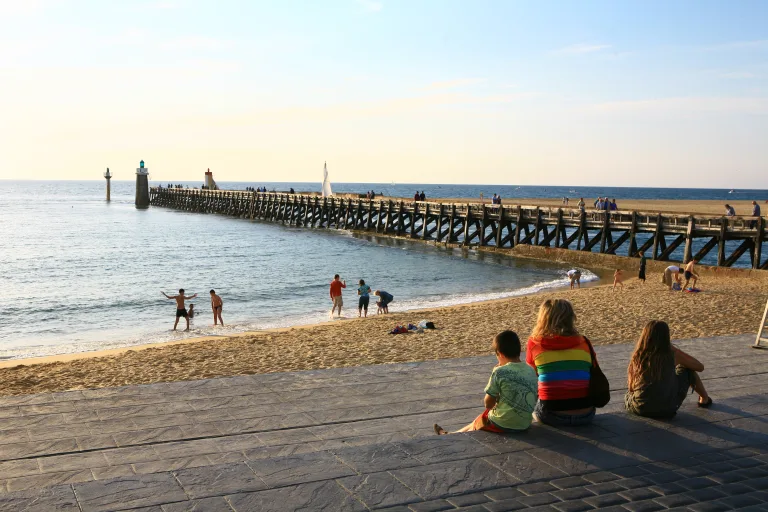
{"left": 530, "top": 299, "right": 579, "bottom": 339}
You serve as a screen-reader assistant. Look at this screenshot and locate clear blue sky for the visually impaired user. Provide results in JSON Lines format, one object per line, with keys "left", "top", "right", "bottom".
{"left": 1, "top": 0, "right": 766, "bottom": 187}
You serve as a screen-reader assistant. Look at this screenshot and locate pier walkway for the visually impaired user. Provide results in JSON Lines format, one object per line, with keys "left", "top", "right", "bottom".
{"left": 150, "top": 189, "right": 767, "bottom": 269}
{"left": 0, "top": 334, "right": 766, "bottom": 511}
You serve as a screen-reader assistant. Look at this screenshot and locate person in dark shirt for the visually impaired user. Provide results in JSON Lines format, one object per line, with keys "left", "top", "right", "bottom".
{"left": 374, "top": 290, "right": 393, "bottom": 314}
{"left": 420, "top": 191, "right": 426, "bottom": 201}
{"left": 751, "top": 201, "right": 761, "bottom": 228}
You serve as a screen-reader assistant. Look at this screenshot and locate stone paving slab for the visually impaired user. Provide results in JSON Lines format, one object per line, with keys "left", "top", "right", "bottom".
{"left": 0, "top": 334, "right": 766, "bottom": 511}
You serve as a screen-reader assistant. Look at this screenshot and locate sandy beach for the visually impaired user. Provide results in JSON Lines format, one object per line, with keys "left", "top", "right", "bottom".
{"left": 1, "top": 266, "right": 765, "bottom": 397}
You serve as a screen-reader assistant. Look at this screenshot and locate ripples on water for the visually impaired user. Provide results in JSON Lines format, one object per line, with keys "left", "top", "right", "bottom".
{"left": 1, "top": 181, "right": 598, "bottom": 360}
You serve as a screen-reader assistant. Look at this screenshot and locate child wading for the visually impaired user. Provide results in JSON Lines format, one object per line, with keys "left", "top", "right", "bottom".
{"left": 434, "top": 331, "right": 538, "bottom": 435}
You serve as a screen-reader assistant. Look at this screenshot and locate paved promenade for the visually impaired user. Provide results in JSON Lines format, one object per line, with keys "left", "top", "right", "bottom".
{"left": 0, "top": 334, "right": 766, "bottom": 511}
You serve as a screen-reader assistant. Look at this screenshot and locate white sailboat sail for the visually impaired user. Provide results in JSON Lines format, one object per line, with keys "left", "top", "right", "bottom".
{"left": 322, "top": 162, "right": 333, "bottom": 197}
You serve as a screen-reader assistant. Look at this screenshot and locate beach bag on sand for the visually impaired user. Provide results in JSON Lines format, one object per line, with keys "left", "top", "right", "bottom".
{"left": 417, "top": 320, "right": 436, "bottom": 330}
{"left": 584, "top": 337, "right": 611, "bottom": 408}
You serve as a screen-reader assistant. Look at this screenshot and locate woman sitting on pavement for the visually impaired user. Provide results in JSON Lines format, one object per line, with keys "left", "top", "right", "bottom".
{"left": 625, "top": 320, "right": 712, "bottom": 417}
{"left": 526, "top": 299, "right": 597, "bottom": 426}
{"left": 434, "top": 331, "right": 538, "bottom": 435}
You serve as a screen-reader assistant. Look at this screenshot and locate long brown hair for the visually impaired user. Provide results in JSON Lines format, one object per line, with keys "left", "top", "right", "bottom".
{"left": 530, "top": 299, "right": 579, "bottom": 339}
{"left": 627, "top": 320, "right": 673, "bottom": 391}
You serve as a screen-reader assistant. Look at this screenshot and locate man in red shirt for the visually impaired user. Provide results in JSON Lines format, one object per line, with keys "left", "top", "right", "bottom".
{"left": 329, "top": 274, "right": 346, "bottom": 318}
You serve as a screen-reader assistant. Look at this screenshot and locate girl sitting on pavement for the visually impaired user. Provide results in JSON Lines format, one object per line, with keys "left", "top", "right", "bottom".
{"left": 526, "top": 299, "right": 597, "bottom": 426}
{"left": 625, "top": 320, "right": 712, "bottom": 417}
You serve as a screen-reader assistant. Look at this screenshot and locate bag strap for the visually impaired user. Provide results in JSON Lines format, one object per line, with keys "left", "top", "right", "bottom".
{"left": 583, "top": 336, "right": 599, "bottom": 368}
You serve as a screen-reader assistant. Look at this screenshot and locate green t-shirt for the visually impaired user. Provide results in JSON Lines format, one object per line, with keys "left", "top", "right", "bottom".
{"left": 485, "top": 362, "right": 539, "bottom": 431}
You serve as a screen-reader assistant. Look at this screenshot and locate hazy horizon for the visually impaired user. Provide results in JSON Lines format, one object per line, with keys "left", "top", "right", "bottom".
{"left": 1, "top": 1, "right": 766, "bottom": 188}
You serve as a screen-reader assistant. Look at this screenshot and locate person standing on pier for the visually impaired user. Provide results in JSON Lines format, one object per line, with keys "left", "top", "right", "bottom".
{"left": 751, "top": 201, "right": 761, "bottom": 228}
{"left": 210, "top": 290, "right": 224, "bottom": 326}
{"left": 330, "top": 274, "right": 346, "bottom": 318}
{"left": 162, "top": 289, "right": 198, "bottom": 331}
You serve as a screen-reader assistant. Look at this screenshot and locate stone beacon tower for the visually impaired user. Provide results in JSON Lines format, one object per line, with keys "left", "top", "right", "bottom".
{"left": 104, "top": 168, "right": 112, "bottom": 201}
{"left": 135, "top": 160, "right": 150, "bottom": 209}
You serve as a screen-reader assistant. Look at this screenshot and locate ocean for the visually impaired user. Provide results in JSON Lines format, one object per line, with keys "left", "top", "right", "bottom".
{"left": 2, "top": 181, "right": 597, "bottom": 361}
{"left": 1, "top": 180, "right": 761, "bottom": 361}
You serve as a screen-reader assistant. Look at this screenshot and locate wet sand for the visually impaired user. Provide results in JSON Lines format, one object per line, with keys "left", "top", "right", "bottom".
{"left": 1, "top": 268, "right": 764, "bottom": 397}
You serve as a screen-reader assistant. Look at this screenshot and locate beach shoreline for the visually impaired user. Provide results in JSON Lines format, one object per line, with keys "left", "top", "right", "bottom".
{"left": 0, "top": 269, "right": 611, "bottom": 369}
{"left": 0, "top": 261, "right": 765, "bottom": 396}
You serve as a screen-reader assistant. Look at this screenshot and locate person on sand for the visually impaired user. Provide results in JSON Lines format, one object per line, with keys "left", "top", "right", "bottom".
{"left": 210, "top": 290, "right": 224, "bottom": 325}
{"left": 638, "top": 252, "right": 647, "bottom": 283}
{"left": 526, "top": 299, "right": 596, "bottom": 426}
{"left": 682, "top": 260, "right": 699, "bottom": 291}
{"left": 162, "top": 289, "right": 198, "bottom": 331}
{"left": 357, "top": 279, "right": 371, "bottom": 318}
{"left": 613, "top": 269, "right": 624, "bottom": 290}
{"left": 373, "top": 289, "right": 393, "bottom": 314}
{"left": 434, "top": 331, "right": 538, "bottom": 435}
{"left": 567, "top": 269, "right": 581, "bottom": 289}
{"left": 662, "top": 265, "right": 682, "bottom": 290}
{"left": 330, "top": 274, "right": 346, "bottom": 318}
{"left": 625, "top": 320, "right": 712, "bottom": 417}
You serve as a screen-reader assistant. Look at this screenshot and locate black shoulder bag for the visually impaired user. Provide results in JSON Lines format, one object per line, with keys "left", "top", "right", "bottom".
{"left": 584, "top": 337, "right": 611, "bottom": 408}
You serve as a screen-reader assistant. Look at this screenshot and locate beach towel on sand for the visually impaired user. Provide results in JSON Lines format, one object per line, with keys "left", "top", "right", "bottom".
{"left": 684, "top": 288, "right": 702, "bottom": 293}
{"left": 417, "top": 320, "right": 436, "bottom": 329}
{"left": 390, "top": 325, "right": 408, "bottom": 335}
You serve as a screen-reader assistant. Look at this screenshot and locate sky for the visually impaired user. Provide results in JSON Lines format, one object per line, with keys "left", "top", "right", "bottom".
{"left": 0, "top": 0, "right": 766, "bottom": 187}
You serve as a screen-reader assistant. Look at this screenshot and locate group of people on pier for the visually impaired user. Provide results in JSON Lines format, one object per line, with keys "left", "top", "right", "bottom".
{"left": 434, "top": 298, "right": 711, "bottom": 435}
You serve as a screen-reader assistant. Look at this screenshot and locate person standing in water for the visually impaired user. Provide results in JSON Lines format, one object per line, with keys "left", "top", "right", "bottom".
{"left": 162, "top": 289, "right": 198, "bottom": 331}
{"left": 210, "top": 290, "right": 224, "bottom": 325}
{"left": 357, "top": 279, "right": 371, "bottom": 318}
{"left": 567, "top": 269, "right": 581, "bottom": 289}
{"left": 330, "top": 274, "right": 346, "bottom": 318}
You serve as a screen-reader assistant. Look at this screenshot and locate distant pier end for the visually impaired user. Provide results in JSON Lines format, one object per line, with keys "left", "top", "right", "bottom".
{"left": 135, "top": 160, "right": 150, "bottom": 209}
{"left": 104, "top": 168, "right": 112, "bottom": 202}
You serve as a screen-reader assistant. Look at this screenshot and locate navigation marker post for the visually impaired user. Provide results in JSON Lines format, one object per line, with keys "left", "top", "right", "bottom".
{"left": 104, "top": 168, "right": 112, "bottom": 202}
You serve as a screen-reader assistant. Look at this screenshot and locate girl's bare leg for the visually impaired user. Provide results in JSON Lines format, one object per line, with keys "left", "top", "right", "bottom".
{"left": 692, "top": 372, "right": 710, "bottom": 403}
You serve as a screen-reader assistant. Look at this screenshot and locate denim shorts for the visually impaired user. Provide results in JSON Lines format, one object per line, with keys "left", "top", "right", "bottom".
{"left": 534, "top": 401, "right": 595, "bottom": 426}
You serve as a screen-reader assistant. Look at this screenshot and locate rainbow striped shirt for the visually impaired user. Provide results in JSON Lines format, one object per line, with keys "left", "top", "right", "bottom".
{"left": 526, "top": 335, "right": 592, "bottom": 409}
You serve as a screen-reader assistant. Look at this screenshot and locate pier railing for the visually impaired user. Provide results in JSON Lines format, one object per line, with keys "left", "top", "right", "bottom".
{"left": 149, "top": 188, "right": 766, "bottom": 269}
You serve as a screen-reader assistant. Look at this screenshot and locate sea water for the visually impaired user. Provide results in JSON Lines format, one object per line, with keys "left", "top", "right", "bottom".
{"left": 1, "top": 181, "right": 597, "bottom": 360}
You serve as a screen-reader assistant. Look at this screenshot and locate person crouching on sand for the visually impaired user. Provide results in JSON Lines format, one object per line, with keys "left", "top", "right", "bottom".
{"left": 373, "top": 290, "right": 393, "bottom": 314}
{"left": 162, "top": 289, "right": 198, "bottom": 331}
{"left": 662, "top": 265, "right": 682, "bottom": 290}
{"left": 567, "top": 269, "right": 581, "bottom": 289}
{"left": 434, "top": 331, "right": 538, "bottom": 435}
{"left": 210, "top": 290, "right": 224, "bottom": 326}
{"left": 613, "top": 269, "right": 624, "bottom": 290}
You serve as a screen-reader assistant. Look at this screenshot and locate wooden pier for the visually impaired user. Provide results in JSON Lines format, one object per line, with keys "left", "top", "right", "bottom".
{"left": 150, "top": 188, "right": 766, "bottom": 269}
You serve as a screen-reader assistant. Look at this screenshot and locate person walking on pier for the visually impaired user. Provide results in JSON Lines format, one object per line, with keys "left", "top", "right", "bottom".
{"left": 162, "top": 289, "right": 198, "bottom": 331}
{"left": 210, "top": 290, "right": 224, "bottom": 326}
{"left": 330, "top": 275, "right": 346, "bottom": 318}
{"left": 357, "top": 279, "right": 371, "bottom": 318}
{"left": 724, "top": 204, "right": 736, "bottom": 217}
{"left": 577, "top": 198, "right": 585, "bottom": 212}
